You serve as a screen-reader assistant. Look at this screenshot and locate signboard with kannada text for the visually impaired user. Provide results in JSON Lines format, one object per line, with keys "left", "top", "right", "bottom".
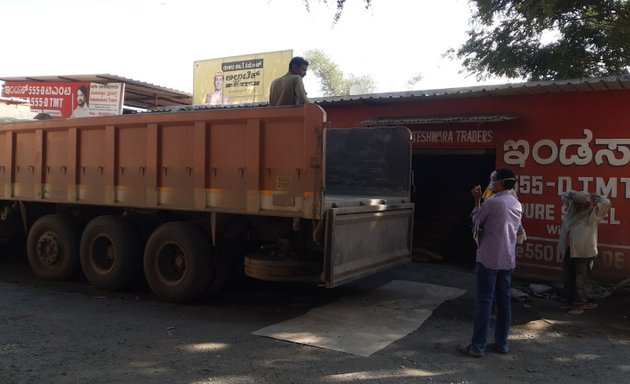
{"left": 193, "top": 50, "right": 293, "bottom": 105}
{"left": 497, "top": 127, "right": 630, "bottom": 281}
{"left": 1, "top": 81, "right": 125, "bottom": 118}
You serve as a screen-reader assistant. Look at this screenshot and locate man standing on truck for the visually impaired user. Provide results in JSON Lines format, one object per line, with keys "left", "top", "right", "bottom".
{"left": 558, "top": 191, "right": 611, "bottom": 315}
{"left": 269, "top": 57, "right": 309, "bottom": 106}
{"left": 461, "top": 168, "right": 522, "bottom": 358}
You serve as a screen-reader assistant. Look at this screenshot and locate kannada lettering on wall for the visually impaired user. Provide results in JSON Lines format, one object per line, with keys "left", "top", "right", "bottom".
{"left": 501, "top": 129, "right": 629, "bottom": 276}
{"left": 504, "top": 129, "right": 630, "bottom": 167}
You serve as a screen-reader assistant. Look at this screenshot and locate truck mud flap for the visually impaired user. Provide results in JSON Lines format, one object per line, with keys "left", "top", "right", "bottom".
{"left": 323, "top": 203, "right": 413, "bottom": 288}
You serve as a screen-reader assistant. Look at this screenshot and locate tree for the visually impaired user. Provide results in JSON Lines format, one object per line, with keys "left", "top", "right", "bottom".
{"left": 406, "top": 73, "right": 424, "bottom": 89}
{"left": 303, "top": 49, "right": 376, "bottom": 96}
{"left": 302, "top": 0, "right": 372, "bottom": 22}
{"left": 451, "top": 0, "right": 630, "bottom": 81}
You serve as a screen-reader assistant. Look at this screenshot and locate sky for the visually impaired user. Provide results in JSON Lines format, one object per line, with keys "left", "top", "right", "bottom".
{"left": 1, "top": 0, "right": 510, "bottom": 97}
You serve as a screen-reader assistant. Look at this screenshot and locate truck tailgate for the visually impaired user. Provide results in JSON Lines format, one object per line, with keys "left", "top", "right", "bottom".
{"left": 323, "top": 202, "right": 413, "bottom": 287}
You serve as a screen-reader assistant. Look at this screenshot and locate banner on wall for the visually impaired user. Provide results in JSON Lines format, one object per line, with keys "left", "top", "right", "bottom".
{"left": 1, "top": 81, "right": 125, "bottom": 119}
{"left": 499, "top": 128, "right": 630, "bottom": 281}
{"left": 409, "top": 123, "right": 630, "bottom": 282}
{"left": 193, "top": 50, "right": 293, "bottom": 105}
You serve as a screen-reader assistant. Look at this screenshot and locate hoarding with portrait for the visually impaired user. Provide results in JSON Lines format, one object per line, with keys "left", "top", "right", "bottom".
{"left": 193, "top": 50, "right": 293, "bottom": 105}
{"left": 1, "top": 81, "right": 125, "bottom": 118}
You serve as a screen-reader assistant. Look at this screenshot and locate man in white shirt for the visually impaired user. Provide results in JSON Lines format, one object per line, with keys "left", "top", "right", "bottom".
{"left": 72, "top": 86, "right": 91, "bottom": 118}
{"left": 558, "top": 191, "right": 611, "bottom": 314}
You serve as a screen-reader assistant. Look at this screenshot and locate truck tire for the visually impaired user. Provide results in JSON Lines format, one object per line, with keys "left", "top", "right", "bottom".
{"left": 244, "top": 253, "right": 321, "bottom": 282}
{"left": 206, "top": 238, "right": 240, "bottom": 294}
{"left": 143, "top": 222, "right": 212, "bottom": 303}
{"left": 80, "top": 215, "right": 142, "bottom": 290}
{"left": 26, "top": 214, "right": 81, "bottom": 280}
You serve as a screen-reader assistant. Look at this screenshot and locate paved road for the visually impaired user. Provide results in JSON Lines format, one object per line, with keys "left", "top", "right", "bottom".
{"left": 1, "top": 252, "right": 629, "bottom": 384}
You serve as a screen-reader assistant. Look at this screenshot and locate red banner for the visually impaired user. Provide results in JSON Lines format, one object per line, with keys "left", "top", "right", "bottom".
{"left": 1, "top": 81, "right": 124, "bottom": 119}
{"left": 497, "top": 128, "right": 630, "bottom": 281}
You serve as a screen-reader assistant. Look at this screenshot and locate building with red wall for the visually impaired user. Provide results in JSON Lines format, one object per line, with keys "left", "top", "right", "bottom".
{"left": 315, "top": 76, "right": 630, "bottom": 283}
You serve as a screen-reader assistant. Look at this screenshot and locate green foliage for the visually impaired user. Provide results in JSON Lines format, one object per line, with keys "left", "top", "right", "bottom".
{"left": 452, "top": 0, "right": 630, "bottom": 81}
{"left": 304, "top": 49, "right": 376, "bottom": 96}
{"left": 406, "top": 73, "right": 424, "bottom": 89}
{"left": 302, "top": 0, "right": 372, "bottom": 22}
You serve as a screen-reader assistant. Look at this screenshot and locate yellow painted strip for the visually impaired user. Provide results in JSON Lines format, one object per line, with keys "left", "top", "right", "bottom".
{"left": 205, "top": 188, "right": 315, "bottom": 197}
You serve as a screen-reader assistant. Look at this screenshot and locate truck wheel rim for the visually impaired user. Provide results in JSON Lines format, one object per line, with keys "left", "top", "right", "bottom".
{"left": 90, "top": 235, "right": 115, "bottom": 274}
{"left": 36, "top": 232, "right": 60, "bottom": 266}
{"left": 156, "top": 243, "right": 186, "bottom": 284}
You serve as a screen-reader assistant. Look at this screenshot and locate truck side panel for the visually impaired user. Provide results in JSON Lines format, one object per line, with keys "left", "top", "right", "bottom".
{"left": 0, "top": 105, "right": 325, "bottom": 218}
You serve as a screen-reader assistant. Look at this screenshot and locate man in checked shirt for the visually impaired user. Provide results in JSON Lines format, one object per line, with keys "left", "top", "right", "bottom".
{"left": 461, "top": 168, "right": 523, "bottom": 358}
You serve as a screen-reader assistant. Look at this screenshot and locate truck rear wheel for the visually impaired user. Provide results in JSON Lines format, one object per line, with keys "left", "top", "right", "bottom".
{"left": 80, "top": 215, "right": 142, "bottom": 290}
{"left": 26, "top": 214, "right": 81, "bottom": 280}
{"left": 143, "top": 222, "right": 212, "bottom": 303}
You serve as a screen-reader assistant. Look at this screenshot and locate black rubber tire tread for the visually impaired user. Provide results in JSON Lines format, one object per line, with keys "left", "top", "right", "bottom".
{"left": 206, "top": 238, "right": 239, "bottom": 295}
{"left": 143, "top": 222, "right": 213, "bottom": 303}
{"left": 80, "top": 215, "right": 142, "bottom": 290}
{"left": 26, "top": 214, "right": 81, "bottom": 280}
{"left": 244, "top": 253, "right": 321, "bottom": 282}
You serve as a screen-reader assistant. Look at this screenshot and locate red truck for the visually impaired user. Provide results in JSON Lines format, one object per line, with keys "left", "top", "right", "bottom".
{"left": 0, "top": 104, "right": 414, "bottom": 302}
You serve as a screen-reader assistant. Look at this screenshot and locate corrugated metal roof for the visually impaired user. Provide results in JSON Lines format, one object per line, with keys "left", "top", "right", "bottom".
{"left": 0, "top": 96, "right": 30, "bottom": 105}
{"left": 0, "top": 74, "right": 192, "bottom": 109}
{"left": 149, "top": 101, "right": 269, "bottom": 113}
{"left": 149, "top": 75, "right": 630, "bottom": 113}
{"left": 5, "top": 74, "right": 625, "bottom": 112}
{"left": 312, "top": 75, "right": 630, "bottom": 105}
{"left": 361, "top": 114, "right": 519, "bottom": 126}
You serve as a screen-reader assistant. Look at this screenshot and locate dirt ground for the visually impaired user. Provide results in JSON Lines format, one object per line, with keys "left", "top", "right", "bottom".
{"left": 1, "top": 252, "right": 629, "bottom": 384}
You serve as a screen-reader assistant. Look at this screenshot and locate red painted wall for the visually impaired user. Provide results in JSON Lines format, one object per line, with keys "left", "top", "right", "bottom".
{"left": 322, "top": 90, "right": 630, "bottom": 282}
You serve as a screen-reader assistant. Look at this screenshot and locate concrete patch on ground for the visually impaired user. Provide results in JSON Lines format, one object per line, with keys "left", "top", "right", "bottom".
{"left": 253, "top": 280, "right": 466, "bottom": 357}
